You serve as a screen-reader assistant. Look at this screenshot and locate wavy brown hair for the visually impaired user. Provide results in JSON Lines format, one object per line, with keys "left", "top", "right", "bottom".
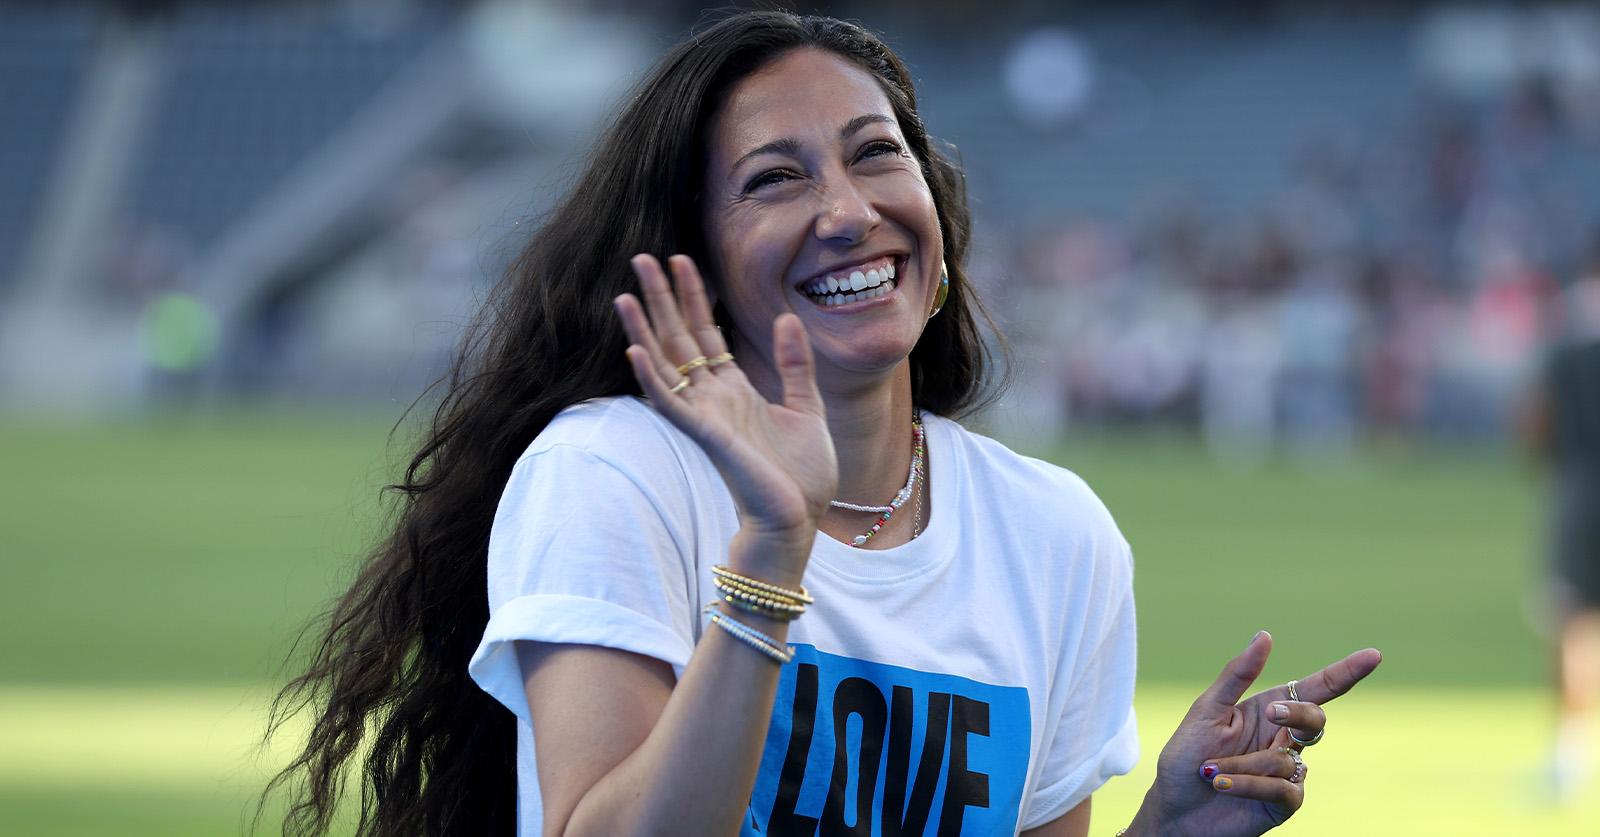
{"left": 261, "top": 10, "right": 1004, "bottom": 835}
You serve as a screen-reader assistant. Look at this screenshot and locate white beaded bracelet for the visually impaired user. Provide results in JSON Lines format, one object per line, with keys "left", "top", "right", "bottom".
{"left": 706, "top": 609, "right": 793, "bottom": 665}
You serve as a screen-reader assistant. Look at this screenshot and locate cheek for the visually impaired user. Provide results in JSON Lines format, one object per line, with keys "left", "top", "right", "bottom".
{"left": 706, "top": 209, "right": 801, "bottom": 323}
{"left": 722, "top": 207, "right": 807, "bottom": 275}
{"left": 872, "top": 174, "right": 940, "bottom": 235}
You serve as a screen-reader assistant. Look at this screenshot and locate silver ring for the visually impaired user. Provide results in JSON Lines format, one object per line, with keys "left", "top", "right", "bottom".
{"left": 1286, "top": 679, "right": 1300, "bottom": 701}
{"left": 1285, "top": 747, "right": 1306, "bottom": 784}
{"left": 1289, "top": 727, "right": 1324, "bottom": 748}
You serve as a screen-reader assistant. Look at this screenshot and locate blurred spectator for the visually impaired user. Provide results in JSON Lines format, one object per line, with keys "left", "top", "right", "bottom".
{"left": 1521, "top": 250, "right": 1600, "bottom": 802}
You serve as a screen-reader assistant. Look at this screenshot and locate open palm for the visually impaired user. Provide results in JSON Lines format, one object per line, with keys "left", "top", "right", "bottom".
{"left": 613, "top": 254, "right": 838, "bottom": 559}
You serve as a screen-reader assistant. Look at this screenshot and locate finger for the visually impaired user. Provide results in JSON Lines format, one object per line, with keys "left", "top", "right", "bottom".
{"left": 1201, "top": 747, "right": 1300, "bottom": 781}
{"left": 614, "top": 293, "right": 685, "bottom": 388}
{"left": 667, "top": 255, "right": 730, "bottom": 361}
{"left": 1290, "top": 647, "right": 1383, "bottom": 705}
{"left": 631, "top": 254, "right": 700, "bottom": 362}
{"left": 624, "top": 344, "right": 688, "bottom": 416}
{"left": 772, "top": 313, "right": 824, "bottom": 418}
{"left": 1210, "top": 773, "right": 1303, "bottom": 813}
{"left": 1193, "top": 631, "right": 1273, "bottom": 719}
{"left": 1266, "top": 700, "right": 1327, "bottom": 743}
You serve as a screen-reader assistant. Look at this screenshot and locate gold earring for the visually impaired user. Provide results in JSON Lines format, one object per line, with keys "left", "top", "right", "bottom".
{"left": 929, "top": 262, "right": 949, "bottom": 319}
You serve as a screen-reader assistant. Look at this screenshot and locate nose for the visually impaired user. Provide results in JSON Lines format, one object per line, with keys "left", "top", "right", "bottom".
{"left": 813, "top": 177, "right": 880, "bottom": 244}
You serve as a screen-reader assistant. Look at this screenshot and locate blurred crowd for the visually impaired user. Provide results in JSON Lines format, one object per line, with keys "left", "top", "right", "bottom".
{"left": 8, "top": 0, "right": 1600, "bottom": 445}
{"left": 998, "top": 77, "right": 1600, "bottom": 453}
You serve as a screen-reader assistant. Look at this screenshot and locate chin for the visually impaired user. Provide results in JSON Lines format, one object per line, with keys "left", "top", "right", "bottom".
{"left": 817, "top": 339, "right": 918, "bottom": 377}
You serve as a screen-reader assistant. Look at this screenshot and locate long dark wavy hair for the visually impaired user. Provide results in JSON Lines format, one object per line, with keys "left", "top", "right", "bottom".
{"left": 261, "top": 10, "right": 1002, "bottom": 836}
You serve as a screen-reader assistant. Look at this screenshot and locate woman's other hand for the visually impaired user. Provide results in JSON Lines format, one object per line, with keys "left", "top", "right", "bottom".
{"left": 1130, "top": 631, "right": 1382, "bottom": 836}
{"left": 614, "top": 253, "right": 837, "bottom": 582}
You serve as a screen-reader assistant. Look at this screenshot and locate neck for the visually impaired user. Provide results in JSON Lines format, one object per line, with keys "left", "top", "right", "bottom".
{"left": 818, "top": 368, "right": 916, "bottom": 507}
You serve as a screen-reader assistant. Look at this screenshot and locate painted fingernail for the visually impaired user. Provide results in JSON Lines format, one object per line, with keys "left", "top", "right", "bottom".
{"left": 1272, "top": 702, "right": 1289, "bottom": 720}
{"left": 1200, "top": 764, "right": 1219, "bottom": 780}
{"left": 1213, "top": 776, "right": 1233, "bottom": 791}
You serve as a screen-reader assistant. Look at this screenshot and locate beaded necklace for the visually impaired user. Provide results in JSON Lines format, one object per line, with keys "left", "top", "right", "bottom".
{"left": 835, "top": 414, "right": 925, "bottom": 548}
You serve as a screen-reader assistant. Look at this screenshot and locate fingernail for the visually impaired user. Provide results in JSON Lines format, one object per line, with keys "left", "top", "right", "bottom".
{"left": 1244, "top": 630, "right": 1263, "bottom": 650}
{"left": 1213, "top": 776, "right": 1233, "bottom": 791}
{"left": 1200, "top": 764, "right": 1219, "bottom": 780}
{"left": 1272, "top": 702, "right": 1289, "bottom": 720}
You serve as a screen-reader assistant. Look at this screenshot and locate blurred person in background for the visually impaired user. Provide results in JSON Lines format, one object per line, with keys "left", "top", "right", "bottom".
{"left": 1524, "top": 243, "right": 1600, "bottom": 802}
{"left": 264, "top": 12, "right": 1380, "bottom": 836}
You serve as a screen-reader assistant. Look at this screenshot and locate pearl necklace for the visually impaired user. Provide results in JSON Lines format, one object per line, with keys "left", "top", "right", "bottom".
{"left": 832, "top": 414, "right": 925, "bottom": 548}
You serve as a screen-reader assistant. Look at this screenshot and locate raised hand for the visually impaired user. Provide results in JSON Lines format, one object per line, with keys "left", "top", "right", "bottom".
{"left": 1134, "top": 632, "right": 1382, "bottom": 836}
{"left": 613, "top": 254, "right": 838, "bottom": 580}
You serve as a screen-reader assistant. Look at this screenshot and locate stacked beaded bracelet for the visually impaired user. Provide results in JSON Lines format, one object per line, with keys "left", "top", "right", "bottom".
{"left": 704, "top": 565, "right": 811, "bottom": 665}
{"left": 713, "top": 574, "right": 807, "bottom": 621}
{"left": 705, "top": 607, "right": 793, "bottom": 665}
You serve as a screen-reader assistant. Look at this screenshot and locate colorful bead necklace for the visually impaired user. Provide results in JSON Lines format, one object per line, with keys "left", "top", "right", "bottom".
{"left": 836, "top": 414, "right": 925, "bottom": 548}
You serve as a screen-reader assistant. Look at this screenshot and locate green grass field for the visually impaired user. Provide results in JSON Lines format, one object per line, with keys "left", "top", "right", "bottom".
{"left": 1, "top": 414, "right": 1595, "bottom": 835}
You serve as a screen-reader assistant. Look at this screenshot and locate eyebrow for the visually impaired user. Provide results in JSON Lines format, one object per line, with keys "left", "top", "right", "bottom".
{"left": 729, "top": 113, "right": 897, "bottom": 175}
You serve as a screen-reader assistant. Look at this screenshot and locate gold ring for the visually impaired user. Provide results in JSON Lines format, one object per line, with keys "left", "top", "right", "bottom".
{"left": 706, "top": 351, "right": 734, "bottom": 367}
{"left": 676, "top": 356, "right": 710, "bottom": 375}
{"left": 668, "top": 377, "right": 691, "bottom": 394}
{"left": 1286, "top": 680, "right": 1299, "bottom": 701}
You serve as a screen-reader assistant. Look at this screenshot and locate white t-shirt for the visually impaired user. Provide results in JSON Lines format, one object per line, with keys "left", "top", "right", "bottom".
{"left": 468, "top": 396, "right": 1139, "bottom": 836}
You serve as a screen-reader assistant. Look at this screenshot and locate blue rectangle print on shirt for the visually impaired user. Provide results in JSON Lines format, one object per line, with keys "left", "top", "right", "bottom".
{"left": 745, "top": 644, "right": 1031, "bottom": 836}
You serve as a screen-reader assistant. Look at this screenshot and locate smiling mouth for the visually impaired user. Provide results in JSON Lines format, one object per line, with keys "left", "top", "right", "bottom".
{"left": 797, "top": 257, "right": 900, "bottom": 307}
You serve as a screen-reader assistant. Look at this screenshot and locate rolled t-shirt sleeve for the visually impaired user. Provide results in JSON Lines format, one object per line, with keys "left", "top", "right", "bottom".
{"left": 1020, "top": 538, "right": 1140, "bottom": 829}
{"left": 468, "top": 442, "right": 699, "bottom": 724}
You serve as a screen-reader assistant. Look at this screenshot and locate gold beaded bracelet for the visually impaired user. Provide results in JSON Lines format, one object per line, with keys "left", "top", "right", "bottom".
{"left": 712, "top": 577, "right": 807, "bottom": 619}
{"left": 712, "top": 573, "right": 807, "bottom": 601}
{"left": 717, "top": 588, "right": 806, "bottom": 618}
{"left": 710, "top": 565, "right": 814, "bottom": 604}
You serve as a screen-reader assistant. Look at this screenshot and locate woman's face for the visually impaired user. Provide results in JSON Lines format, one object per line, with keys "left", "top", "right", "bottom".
{"left": 702, "top": 47, "right": 943, "bottom": 389}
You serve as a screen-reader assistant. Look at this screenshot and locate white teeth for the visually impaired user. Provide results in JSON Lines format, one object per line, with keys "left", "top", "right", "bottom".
{"left": 800, "top": 260, "right": 900, "bottom": 304}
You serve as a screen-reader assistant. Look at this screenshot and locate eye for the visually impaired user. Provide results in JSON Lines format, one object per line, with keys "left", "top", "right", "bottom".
{"left": 745, "top": 169, "right": 799, "bottom": 192}
{"left": 855, "top": 140, "right": 903, "bottom": 161}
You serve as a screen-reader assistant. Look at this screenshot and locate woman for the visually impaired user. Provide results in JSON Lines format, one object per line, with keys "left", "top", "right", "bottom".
{"left": 267, "top": 11, "right": 1380, "bottom": 836}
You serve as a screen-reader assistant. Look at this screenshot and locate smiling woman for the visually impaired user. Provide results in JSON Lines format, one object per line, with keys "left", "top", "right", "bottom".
{"left": 264, "top": 11, "right": 1379, "bottom": 837}
{"left": 704, "top": 49, "right": 944, "bottom": 396}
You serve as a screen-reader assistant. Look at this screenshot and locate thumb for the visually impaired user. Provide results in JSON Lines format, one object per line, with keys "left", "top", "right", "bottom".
{"left": 772, "top": 314, "right": 824, "bottom": 418}
{"left": 1193, "top": 630, "right": 1273, "bottom": 719}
